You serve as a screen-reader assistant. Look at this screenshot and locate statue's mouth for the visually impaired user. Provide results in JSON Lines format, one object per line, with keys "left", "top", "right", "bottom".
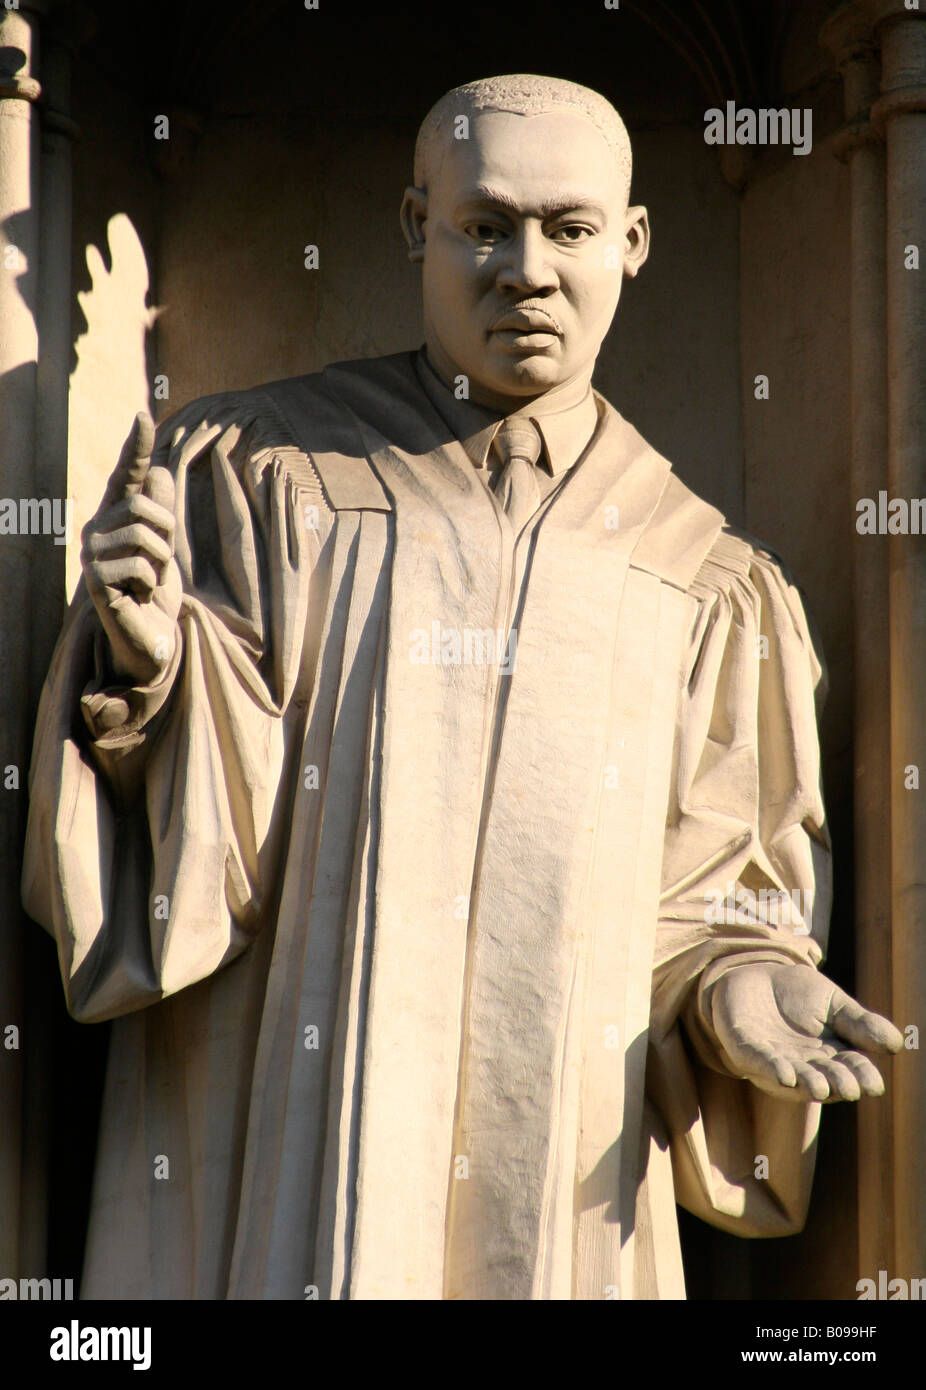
{"left": 489, "top": 305, "right": 563, "bottom": 336}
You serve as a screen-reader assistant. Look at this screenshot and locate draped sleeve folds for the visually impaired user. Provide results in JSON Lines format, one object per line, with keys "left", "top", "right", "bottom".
{"left": 649, "top": 528, "right": 832, "bottom": 1239}
{"left": 22, "top": 390, "right": 334, "bottom": 1021}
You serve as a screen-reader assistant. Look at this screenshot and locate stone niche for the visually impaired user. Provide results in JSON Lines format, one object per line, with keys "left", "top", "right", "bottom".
{"left": 3, "top": 0, "right": 918, "bottom": 1301}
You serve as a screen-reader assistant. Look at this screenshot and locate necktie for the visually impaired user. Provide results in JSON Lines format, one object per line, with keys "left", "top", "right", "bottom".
{"left": 490, "top": 417, "right": 544, "bottom": 535}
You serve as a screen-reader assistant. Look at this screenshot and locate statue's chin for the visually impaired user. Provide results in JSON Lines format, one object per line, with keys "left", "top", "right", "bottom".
{"left": 472, "top": 354, "right": 570, "bottom": 402}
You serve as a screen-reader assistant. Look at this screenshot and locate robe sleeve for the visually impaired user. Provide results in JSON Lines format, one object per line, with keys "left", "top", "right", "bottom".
{"left": 646, "top": 528, "right": 833, "bottom": 1237}
{"left": 21, "top": 391, "right": 331, "bottom": 1022}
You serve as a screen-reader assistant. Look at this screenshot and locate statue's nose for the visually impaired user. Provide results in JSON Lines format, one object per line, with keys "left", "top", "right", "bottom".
{"left": 495, "top": 223, "right": 559, "bottom": 296}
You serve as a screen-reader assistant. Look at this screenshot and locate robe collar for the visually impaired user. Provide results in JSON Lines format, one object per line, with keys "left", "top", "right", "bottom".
{"left": 413, "top": 346, "right": 598, "bottom": 478}
{"left": 259, "top": 351, "right": 724, "bottom": 592}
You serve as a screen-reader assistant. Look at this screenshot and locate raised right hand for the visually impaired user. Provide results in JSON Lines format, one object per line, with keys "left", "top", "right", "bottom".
{"left": 81, "top": 412, "right": 182, "bottom": 686}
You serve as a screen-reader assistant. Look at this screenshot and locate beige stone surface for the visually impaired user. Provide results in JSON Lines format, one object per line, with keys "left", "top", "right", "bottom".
{"left": 23, "top": 74, "right": 903, "bottom": 1299}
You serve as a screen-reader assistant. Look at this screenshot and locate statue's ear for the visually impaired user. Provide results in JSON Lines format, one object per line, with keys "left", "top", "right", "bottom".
{"left": 400, "top": 186, "right": 428, "bottom": 263}
{"left": 622, "top": 205, "right": 650, "bottom": 279}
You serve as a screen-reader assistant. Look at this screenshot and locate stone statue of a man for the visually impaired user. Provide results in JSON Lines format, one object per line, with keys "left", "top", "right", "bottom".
{"left": 23, "top": 74, "right": 902, "bottom": 1300}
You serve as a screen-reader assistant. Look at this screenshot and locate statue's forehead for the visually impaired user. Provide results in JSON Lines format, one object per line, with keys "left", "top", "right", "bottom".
{"left": 435, "top": 110, "right": 620, "bottom": 198}
{"left": 463, "top": 106, "right": 612, "bottom": 147}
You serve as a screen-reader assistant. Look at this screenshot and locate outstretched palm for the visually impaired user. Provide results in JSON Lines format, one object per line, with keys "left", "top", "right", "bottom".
{"left": 710, "top": 962, "right": 903, "bottom": 1102}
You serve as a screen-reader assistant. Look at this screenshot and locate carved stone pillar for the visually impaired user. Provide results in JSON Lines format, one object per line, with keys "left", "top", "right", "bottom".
{"left": 34, "top": 8, "right": 80, "bottom": 688}
{"left": 0, "top": 0, "right": 84, "bottom": 1280}
{"left": 25, "top": 1, "right": 84, "bottom": 1279}
{"left": 0, "top": 0, "right": 44, "bottom": 1276}
{"left": 822, "top": 0, "right": 926, "bottom": 1287}
{"left": 873, "top": 2, "right": 926, "bottom": 1285}
{"left": 821, "top": 0, "right": 892, "bottom": 1288}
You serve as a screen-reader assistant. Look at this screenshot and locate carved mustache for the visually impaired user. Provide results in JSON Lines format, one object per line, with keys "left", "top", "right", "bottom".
{"left": 488, "top": 301, "right": 564, "bottom": 335}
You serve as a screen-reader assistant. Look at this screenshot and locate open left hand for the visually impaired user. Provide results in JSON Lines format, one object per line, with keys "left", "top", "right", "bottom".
{"left": 709, "top": 962, "right": 904, "bottom": 1102}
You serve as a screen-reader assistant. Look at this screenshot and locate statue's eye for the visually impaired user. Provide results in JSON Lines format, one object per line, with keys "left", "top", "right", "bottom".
{"left": 551, "top": 224, "right": 594, "bottom": 244}
{"left": 465, "top": 223, "right": 505, "bottom": 244}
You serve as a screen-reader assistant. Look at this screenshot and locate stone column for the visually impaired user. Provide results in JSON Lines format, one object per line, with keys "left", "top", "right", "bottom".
{"left": 870, "top": 2, "right": 926, "bottom": 1285}
{"left": 34, "top": 9, "right": 79, "bottom": 687}
{"left": 0, "top": 0, "right": 43, "bottom": 1277}
{"left": 821, "top": 2, "right": 892, "bottom": 1287}
{"left": 825, "top": 0, "right": 926, "bottom": 1285}
{"left": 22, "top": 2, "right": 83, "bottom": 1279}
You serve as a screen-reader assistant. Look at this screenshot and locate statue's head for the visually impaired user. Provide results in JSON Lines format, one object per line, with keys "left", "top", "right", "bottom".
{"left": 401, "top": 74, "right": 649, "bottom": 411}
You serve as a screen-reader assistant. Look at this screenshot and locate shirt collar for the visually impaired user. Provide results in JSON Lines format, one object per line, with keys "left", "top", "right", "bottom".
{"left": 414, "top": 346, "right": 599, "bottom": 477}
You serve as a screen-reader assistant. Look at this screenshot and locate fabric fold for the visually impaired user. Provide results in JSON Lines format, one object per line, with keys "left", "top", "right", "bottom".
{"left": 22, "top": 352, "right": 833, "bottom": 1300}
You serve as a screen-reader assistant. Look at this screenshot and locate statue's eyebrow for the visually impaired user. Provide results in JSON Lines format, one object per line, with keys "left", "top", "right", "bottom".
{"left": 456, "top": 185, "right": 608, "bottom": 219}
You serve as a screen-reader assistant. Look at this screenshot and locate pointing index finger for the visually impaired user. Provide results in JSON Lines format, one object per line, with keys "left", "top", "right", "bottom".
{"left": 102, "top": 411, "right": 156, "bottom": 509}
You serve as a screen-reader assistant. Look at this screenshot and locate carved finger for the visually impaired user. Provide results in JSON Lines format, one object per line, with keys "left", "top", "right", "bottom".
{"left": 828, "top": 990, "right": 905, "bottom": 1053}
{"left": 88, "top": 493, "right": 176, "bottom": 544}
{"left": 83, "top": 524, "right": 172, "bottom": 570}
{"left": 811, "top": 1058, "right": 862, "bottom": 1102}
{"left": 100, "top": 412, "right": 155, "bottom": 509}
{"left": 90, "top": 555, "right": 158, "bottom": 602}
{"left": 789, "top": 1062, "right": 831, "bottom": 1101}
{"left": 142, "top": 465, "right": 175, "bottom": 515}
{"left": 833, "top": 1050, "right": 886, "bottom": 1096}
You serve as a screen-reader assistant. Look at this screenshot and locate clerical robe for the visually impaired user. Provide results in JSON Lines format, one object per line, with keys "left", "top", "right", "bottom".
{"left": 22, "top": 351, "right": 831, "bottom": 1300}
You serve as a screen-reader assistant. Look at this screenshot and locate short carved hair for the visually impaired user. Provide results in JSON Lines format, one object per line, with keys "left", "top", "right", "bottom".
{"left": 414, "top": 73, "right": 632, "bottom": 194}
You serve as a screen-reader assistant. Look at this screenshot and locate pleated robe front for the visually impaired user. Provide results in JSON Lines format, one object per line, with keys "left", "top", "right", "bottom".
{"left": 22, "top": 352, "right": 831, "bottom": 1300}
